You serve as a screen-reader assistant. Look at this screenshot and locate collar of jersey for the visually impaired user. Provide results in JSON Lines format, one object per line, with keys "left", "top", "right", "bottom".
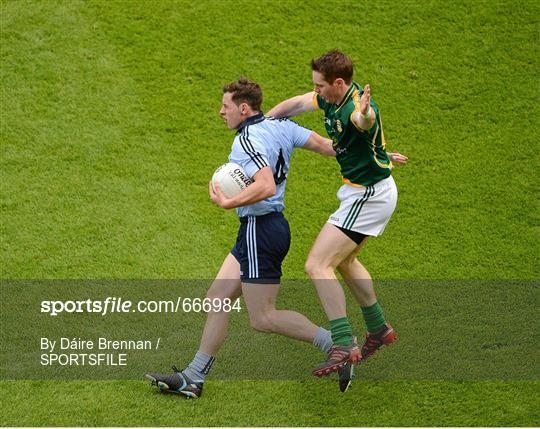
{"left": 237, "top": 112, "right": 265, "bottom": 133}
{"left": 335, "top": 83, "right": 358, "bottom": 112}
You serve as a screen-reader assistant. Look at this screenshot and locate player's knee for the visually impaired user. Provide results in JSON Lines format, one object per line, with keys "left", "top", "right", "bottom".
{"left": 305, "top": 256, "right": 332, "bottom": 278}
{"left": 248, "top": 313, "right": 274, "bottom": 333}
{"left": 304, "top": 257, "right": 319, "bottom": 278}
{"left": 337, "top": 257, "right": 355, "bottom": 275}
{"left": 336, "top": 264, "right": 349, "bottom": 277}
{"left": 206, "top": 289, "right": 225, "bottom": 301}
{"left": 205, "top": 288, "right": 234, "bottom": 311}
{"left": 206, "top": 278, "right": 241, "bottom": 301}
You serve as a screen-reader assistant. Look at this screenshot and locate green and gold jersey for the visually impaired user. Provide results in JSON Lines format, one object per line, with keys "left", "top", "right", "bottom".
{"left": 314, "top": 81, "right": 392, "bottom": 187}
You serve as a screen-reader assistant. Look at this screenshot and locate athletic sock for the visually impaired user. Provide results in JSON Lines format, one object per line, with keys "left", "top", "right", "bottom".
{"left": 361, "top": 301, "right": 386, "bottom": 333}
{"left": 313, "top": 326, "right": 333, "bottom": 353}
{"left": 329, "top": 317, "right": 353, "bottom": 346}
{"left": 182, "top": 351, "right": 215, "bottom": 383}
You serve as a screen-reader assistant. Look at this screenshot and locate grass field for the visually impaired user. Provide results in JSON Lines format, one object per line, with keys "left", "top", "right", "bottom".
{"left": 1, "top": 0, "right": 539, "bottom": 426}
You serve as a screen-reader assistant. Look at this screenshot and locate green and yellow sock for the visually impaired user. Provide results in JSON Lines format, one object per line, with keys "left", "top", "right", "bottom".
{"left": 329, "top": 317, "right": 353, "bottom": 346}
{"left": 361, "top": 301, "right": 386, "bottom": 333}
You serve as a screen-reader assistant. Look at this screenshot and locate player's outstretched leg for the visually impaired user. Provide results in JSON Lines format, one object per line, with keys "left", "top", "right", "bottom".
{"left": 337, "top": 244, "right": 397, "bottom": 361}
{"left": 145, "top": 254, "right": 241, "bottom": 399}
{"left": 305, "top": 223, "right": 360, "bottom": 377}
{"left": 241, "top": 281, "right": 329, "bottom": 344}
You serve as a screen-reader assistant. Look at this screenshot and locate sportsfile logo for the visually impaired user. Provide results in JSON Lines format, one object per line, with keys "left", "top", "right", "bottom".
{"left": 41, "top": 297, "right": 132, "bottom": 316}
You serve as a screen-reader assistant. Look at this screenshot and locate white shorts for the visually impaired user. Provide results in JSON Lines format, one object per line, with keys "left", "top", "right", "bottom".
{"left": 327, "top": 176, "right": 398, "bottom": 237}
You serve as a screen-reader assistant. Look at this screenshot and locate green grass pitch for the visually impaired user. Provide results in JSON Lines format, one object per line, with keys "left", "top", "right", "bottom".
{"left": 1, "top": 0, "right": 538, "bottom": 426}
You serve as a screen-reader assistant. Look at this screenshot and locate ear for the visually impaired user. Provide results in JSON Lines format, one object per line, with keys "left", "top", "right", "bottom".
{"left": 333, "top": 78, "right": 345, "bottom": 88}
{"left": 239, "top": 102, "right": 249, "bottom": 115}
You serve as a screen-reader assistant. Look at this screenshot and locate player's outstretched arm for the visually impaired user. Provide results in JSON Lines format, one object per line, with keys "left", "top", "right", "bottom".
{"left": 209, "top": 167, "right": 276, "bottom": 210}
{"left": 302, "top": 131, "right": 335, "bottom": 157}
{"left": 267, "top": 92, "right": 317, "bottom": 118}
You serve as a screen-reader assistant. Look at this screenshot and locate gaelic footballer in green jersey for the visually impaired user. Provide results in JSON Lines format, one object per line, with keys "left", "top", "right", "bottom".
{"left": 313, "top": 81, "right": 397, "bottom": 238}
{"left": 314, "top": 82, "right": 393, "bottom": 187}
{"left": 268, "top": 50, "right": 408, "bottom": 384}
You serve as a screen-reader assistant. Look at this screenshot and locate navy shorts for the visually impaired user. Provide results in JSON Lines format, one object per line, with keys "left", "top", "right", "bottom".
{"left": 230, "top": 212, "right": 290, "bottom": 284}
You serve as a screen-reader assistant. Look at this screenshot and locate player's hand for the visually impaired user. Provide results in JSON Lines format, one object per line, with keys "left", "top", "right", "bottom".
{"left": 360, "top": 84, "right": 371, "bottom": 115}
{"left": 388, "top": 152, "right": 408, "bottom": 165}
{"left": 209, "top": 181, "right": 234, "bottom": 209}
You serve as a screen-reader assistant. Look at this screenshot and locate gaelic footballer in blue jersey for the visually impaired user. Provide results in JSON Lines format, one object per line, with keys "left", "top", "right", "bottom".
{"left": 146, "top": 78, "right": 344, "bottom": 398}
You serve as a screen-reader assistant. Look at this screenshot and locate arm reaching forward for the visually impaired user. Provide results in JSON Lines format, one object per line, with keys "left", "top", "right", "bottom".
{"left": 267, "top": 92, "right": 317, "bottom": 118}
{"left": 302, "top": 131, "right": 335, "bottom": 157}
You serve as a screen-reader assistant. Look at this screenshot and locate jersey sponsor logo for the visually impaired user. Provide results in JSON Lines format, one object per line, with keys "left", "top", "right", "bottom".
{"left": 231, "top": 168, "right": 253, "bottom": 187}
{"left": 336, "top": 119, "right": 343, "bottom": 133}
{"left": 335, "top": 147, "right": 348, "bottom": 155}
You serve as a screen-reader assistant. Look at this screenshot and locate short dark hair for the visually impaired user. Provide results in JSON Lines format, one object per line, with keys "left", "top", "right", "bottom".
{"left": 222, "top": 78, "right": 263, "bottom": 111}
{"left": 311, "top": 50, "right": 353, "bottom": 84}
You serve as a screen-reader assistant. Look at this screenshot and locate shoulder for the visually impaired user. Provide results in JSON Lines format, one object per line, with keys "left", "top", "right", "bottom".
{"left": 265, "top": 115, "right": 302, "bottom": 127}
{"left": 231, "top": 134, "right": 244, "bottom": 150}
{"left": 237, "top": 125, "right": 267, "bottom": 153}
{"left": 315, "top": 93, "right": 329, "bottom": 110}
{"left": 265, "top": 116, "right": 311, "bottom": 139}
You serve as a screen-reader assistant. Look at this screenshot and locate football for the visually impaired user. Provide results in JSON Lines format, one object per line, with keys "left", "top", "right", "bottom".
{"left": 211, "top": 162, "right": 252, "bottom": 198}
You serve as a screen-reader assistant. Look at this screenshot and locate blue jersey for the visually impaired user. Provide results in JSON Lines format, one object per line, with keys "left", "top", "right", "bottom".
{"left": 229, "top": 113, "right": 312, "bottom": 217}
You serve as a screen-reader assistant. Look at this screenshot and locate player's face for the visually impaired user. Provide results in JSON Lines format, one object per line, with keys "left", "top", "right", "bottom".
{"left": 220, "top": 92, "right": 244, "bottom": 130}
{"left": 312, "top": 71, "right": 340, "bottom": 103}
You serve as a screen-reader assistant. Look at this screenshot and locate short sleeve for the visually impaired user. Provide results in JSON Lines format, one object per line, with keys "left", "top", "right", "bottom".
{"left": 283, "top": 119, "right": 312, "bottom": 148}
{"left": 315, "top": 94, "right": 328, "bottom": 110}
{"left": 229, "top": 135, "right": 269, "bottom": 178}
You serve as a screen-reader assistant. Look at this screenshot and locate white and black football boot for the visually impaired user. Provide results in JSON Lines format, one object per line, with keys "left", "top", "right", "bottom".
{"left": 337, "top": 361, "right": 355, "bottom": 393}
{"left": 145, "top": 366, "right": 203, "bottom": 399}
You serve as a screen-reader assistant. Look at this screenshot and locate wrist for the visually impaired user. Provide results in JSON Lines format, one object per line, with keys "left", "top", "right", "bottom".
{"left": 360, "top": 105, "right": 372, "bottom": 120}
{"left": 223, "top": 198, "right": 236, "bottom": 210}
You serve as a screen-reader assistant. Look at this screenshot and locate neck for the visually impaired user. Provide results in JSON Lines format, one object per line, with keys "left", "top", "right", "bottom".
{"left": 236, "top": 111, "right": 264, "bottom": 132}
{"left": 336, "top": 83, "right": 352, "bottom": 105}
